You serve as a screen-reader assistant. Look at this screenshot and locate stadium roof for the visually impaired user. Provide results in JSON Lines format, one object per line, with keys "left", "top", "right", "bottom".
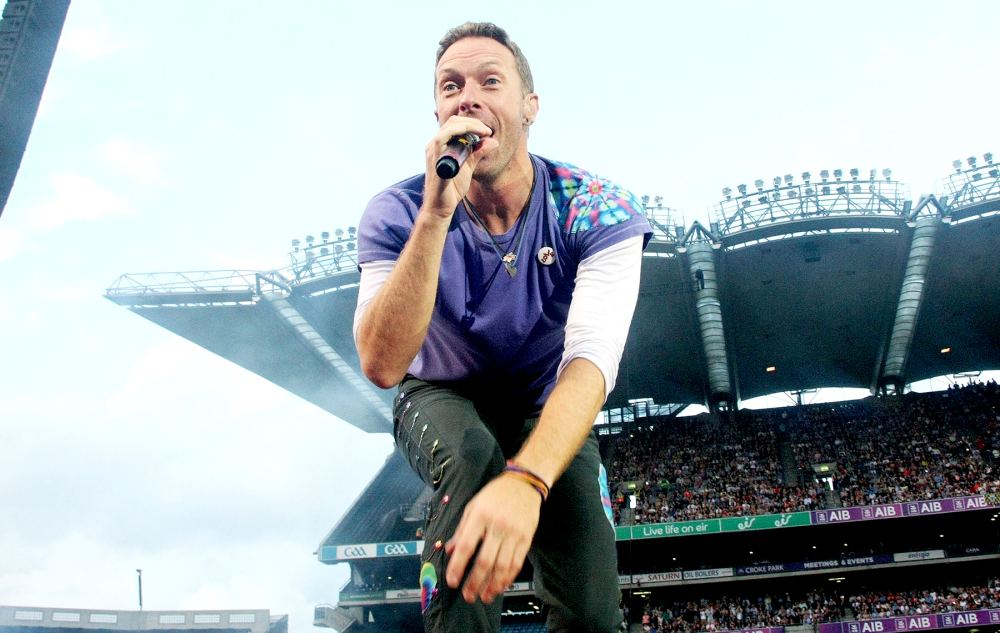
{"left": 106, "top": 159, "right": 1000, "bottom": 434}
{"left": 0, "top": 0, "right": 71, "bottom": 218}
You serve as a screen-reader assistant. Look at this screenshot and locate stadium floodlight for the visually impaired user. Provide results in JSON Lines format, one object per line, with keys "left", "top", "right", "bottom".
{"left": 766, "top": 366, "right": 776, "bottom": 373}
{"left": 882, "top": 168, "right": 892, "bottom": 181}
{"left": 347, "top": 241, "right": 356, "bottom": 250}
{"left": 804, "top": 187, "right": 813, "bottom": 196}
{"left": 989, "top": 168, "right": 1000, "bottom": 178}
{"left": 836, "top": 185, "right": 847, "bottom": 195}
{"left": 773, "top": 191, "right": 781, "bottom": 200}
{"left": 784, "top": 174, "right": 793, "bottom": 186}
{"left": 821, "top": 185, "right": 831, "bottom": 195}
{"left": 321, "top": 231, "right": 330, "bottom": 242}
{"left": 737, "top": 183, "right": 748, "bottom": 196}
{"left": 741, "top": 199, "right": 751, "bottom": 208}
{"left": 754, "top": 179, "right": 764, "bottom": 191}
{"left": 320, "top": 246, "right": 329, "bottom": 256}
{"left": 305, "top": 234, "right": 315, "bottom": 244}
{"left": 852, "top": 184, "right": 862, "bottom": 194}
{"left": 820, "top": 170, "right": 830, "bottom": 181}
{"left": 773, "top": 176, "right": 781, "bottom": 189}
{"left": 641, "top": 195, "right": 650, "bottom": 205}
{"left": 849, "top": 168, "right": 859, "bottom": 180}
{"left": 952, "top": 159, "right": 963, "bottom": 173}
{"left": 758, "top": 195, "right": 769, "bottom": 204}
{"left": 335, "top": 244, "right": 344, "bottom": 253}
{"left": 654, "top": 195, "right": 663, "bottom": 206}
{"left": 833, "top": 169, "right": 843, "bottom": 181}
{"left": 788, "top": 189, "right": 798, "bottom": 198}
{"left": 870, "top": 168, "right": 876, "bottom": 181}
{"left": 335, "top": 228, "right": 345, "bottom": 238}
{"left": 973, "top": 172, "right": 983, "bottom": 181}
{"left": 802, "top": 171, "right": 811, "bottom": 183}
{"left": 722, "top": 187, "right": 732, "bottom": 199}
{"left": 941, "top": 347, "right": 951, "bottom": 354}
{"left": 986, "top": 152, "right": 994, "bottom": 164}
{"left": 291, "top": 238, "right": 300, "bottom": 251}
{"left": 967, "top": 156, "right": 977, "bottom": 168}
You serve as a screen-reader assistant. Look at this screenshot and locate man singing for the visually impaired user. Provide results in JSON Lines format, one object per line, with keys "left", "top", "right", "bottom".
{"left": 354, "top": 22, "right": 651, "bottom": 632}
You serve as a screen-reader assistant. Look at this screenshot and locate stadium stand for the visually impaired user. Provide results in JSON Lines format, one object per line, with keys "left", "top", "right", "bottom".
{"left": 608, "top": 383, "right": 1000, "bottom": 526}
{"left": 0, "top": 607, "right": 287, "bottom": 633}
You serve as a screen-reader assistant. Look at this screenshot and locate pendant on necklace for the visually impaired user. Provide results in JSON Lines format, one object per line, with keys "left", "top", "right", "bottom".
{"left": 502, "top": 252, "right": 517, "bottom": 278}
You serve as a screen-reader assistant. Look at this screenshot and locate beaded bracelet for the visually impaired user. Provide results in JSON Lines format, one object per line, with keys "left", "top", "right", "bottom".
{"left": 503, "top": 460, "right": 550, "bottom": 502}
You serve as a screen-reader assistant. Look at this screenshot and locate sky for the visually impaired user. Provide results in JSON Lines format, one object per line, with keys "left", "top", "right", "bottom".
{"left": 1, "top": 1, "right": 999, "bottom": 632}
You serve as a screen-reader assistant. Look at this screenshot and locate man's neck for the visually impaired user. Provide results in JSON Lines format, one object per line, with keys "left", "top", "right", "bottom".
{"left": 466, "top": 152, "right": 535, "bottom": 234}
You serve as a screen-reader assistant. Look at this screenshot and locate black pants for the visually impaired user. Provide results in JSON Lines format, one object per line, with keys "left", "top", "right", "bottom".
{"left": 394, "top": 376, "right": 621, "bottom": 633}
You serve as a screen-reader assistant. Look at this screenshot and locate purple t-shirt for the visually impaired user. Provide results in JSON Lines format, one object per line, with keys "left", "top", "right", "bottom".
{"left": 358, "top": 154, "right": 651, "bottom": 417}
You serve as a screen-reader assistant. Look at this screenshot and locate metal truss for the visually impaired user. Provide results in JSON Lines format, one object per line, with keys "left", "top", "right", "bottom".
{"left": 640, "top": 197, "right": 681, "bottom": 243}
{"left": 714, "top": 175, "right": 908, "bottom": 235}
{"left": 106, "top": 240, "right": 359, "bottom": 304}
{"left": 939, "top": 157, "right": 1000, "bottom": 215}
{"left": 106, "top": 269, "right": 263, "bottom": 302}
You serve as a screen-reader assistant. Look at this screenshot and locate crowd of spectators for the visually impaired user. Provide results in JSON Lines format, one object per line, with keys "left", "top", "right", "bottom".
{"left": 787, "top": 382, "right": 1000, "bottom": 507}
{"left": 850, "top": 579, "right": 1000, "bottom": 619}
{"left": 606, "top": 381, "right": 1000, "bottom": 525}
{"left": 607, "top": 416, "right": 826, "bottom": 525}
{"left": 635, "top": 588, "right": 845, "bottom": 632}
{"left": 631, "top": 579, "right": 1000, "bottom": 632}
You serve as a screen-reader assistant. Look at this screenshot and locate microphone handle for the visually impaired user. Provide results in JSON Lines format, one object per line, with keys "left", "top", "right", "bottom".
{"left": 435, "top": 133, "right": 480, "bottom": 179}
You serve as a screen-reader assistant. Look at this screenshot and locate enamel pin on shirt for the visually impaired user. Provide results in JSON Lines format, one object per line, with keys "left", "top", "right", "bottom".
{"left": 537, "top": 246, "right": 556, "bottom": 265}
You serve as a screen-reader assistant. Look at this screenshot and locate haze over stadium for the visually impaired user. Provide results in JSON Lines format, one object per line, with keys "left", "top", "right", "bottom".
{"left": 1, "top": 2, "right": 998, "bottom": 633}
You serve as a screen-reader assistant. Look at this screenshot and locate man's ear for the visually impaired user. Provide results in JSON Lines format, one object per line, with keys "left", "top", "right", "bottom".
{"left": 523, "top": 93, "right": 539, "bottom": 126}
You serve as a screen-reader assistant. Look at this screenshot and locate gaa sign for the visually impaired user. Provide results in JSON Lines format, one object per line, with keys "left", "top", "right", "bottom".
{"left": 377, "top": 542, "right": 417, "bottom": 557}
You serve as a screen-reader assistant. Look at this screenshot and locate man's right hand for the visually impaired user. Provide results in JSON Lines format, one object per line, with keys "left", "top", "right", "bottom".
{"left": 423, "top": 115, "right": 496, "bottom": 217}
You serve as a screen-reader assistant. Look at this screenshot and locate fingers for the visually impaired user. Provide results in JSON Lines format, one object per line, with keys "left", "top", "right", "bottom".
{"left": 436, "top": 115, "right": 493, "bottom": 146}
{"left": 442, "top": 477, "right": 541, "bottom": 604}
{"left": 482, "top": 537, "right": 526, "bottom": 604}
{"left": 461, "top": 527, "right": 503, "bottom": 603}
{"left": 422, "top": 116, "right": 495, "bottom": 213}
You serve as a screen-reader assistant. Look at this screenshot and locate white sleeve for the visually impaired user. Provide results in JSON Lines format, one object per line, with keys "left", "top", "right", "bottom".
{"left": 353, "top": 259, "right": 397, "bottom": 346}
{"left": 557, "top": 235, "right": 644, "bottom": 399}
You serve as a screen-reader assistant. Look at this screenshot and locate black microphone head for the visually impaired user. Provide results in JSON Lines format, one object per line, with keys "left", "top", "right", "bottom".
{"left": 436, "top": 156, "right": 460, "bottom": 180}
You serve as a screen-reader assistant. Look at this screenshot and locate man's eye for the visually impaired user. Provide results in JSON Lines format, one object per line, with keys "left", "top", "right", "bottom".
{"left": 442, "top": 82, "right": 459, "bottom": 92}
{"left": 485, "top": 77, "right": 500, "bottom": 86}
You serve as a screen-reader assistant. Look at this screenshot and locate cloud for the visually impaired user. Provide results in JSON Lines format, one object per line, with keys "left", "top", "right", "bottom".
{"left": 0, "top": 225, "right": 25, "bottom": 262}
{"left": 59, "top": 22, "right": 124, "bottom": 60}
{"left": 28, "top": 171, "right": 134, "bottom": 231}
{"left": 99, "top": 139, "right": 166, "bottom": 187}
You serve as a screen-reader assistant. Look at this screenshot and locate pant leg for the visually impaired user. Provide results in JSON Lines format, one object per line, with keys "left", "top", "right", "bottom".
{"left": 527, "top": 432, "right": 622, "bottom": 633}
{"left": 394, "top": 376, "right": 506, "bottom": 633}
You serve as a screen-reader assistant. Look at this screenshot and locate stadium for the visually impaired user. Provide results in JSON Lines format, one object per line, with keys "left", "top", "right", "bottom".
{"left": 102, "top": 154, "right": 1000, "bottom": 632}
{"left": 2, "top": 1, "right": 998, "bottom": 631}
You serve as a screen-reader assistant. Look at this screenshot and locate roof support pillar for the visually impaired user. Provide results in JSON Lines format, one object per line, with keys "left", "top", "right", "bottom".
{"left": 261, "top": 294, "right": 393, "bottom": 426}
{"left": 684, "top": 243, "right": 732, "bottom": 406}
{"left": 881, "top": 215, "right": 941, "bottom": 388}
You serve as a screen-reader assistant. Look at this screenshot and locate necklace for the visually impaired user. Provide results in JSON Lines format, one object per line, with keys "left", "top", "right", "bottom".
{"left": 462, "top": 171, "right": 535, "bottom": 278}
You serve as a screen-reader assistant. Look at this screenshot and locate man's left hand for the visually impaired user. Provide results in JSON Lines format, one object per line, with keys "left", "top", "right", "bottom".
{"left": 444, "top": 474, "right": 541, "bottom": 604}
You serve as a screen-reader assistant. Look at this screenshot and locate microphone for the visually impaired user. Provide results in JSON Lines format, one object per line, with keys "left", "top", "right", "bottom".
{"left": 435, "top": 133, "right": 480, "bottom": 179}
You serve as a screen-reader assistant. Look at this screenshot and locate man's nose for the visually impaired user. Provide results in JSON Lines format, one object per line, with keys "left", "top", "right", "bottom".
{"left": 458, "top": 84, "right": 481, "bottom": 113}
